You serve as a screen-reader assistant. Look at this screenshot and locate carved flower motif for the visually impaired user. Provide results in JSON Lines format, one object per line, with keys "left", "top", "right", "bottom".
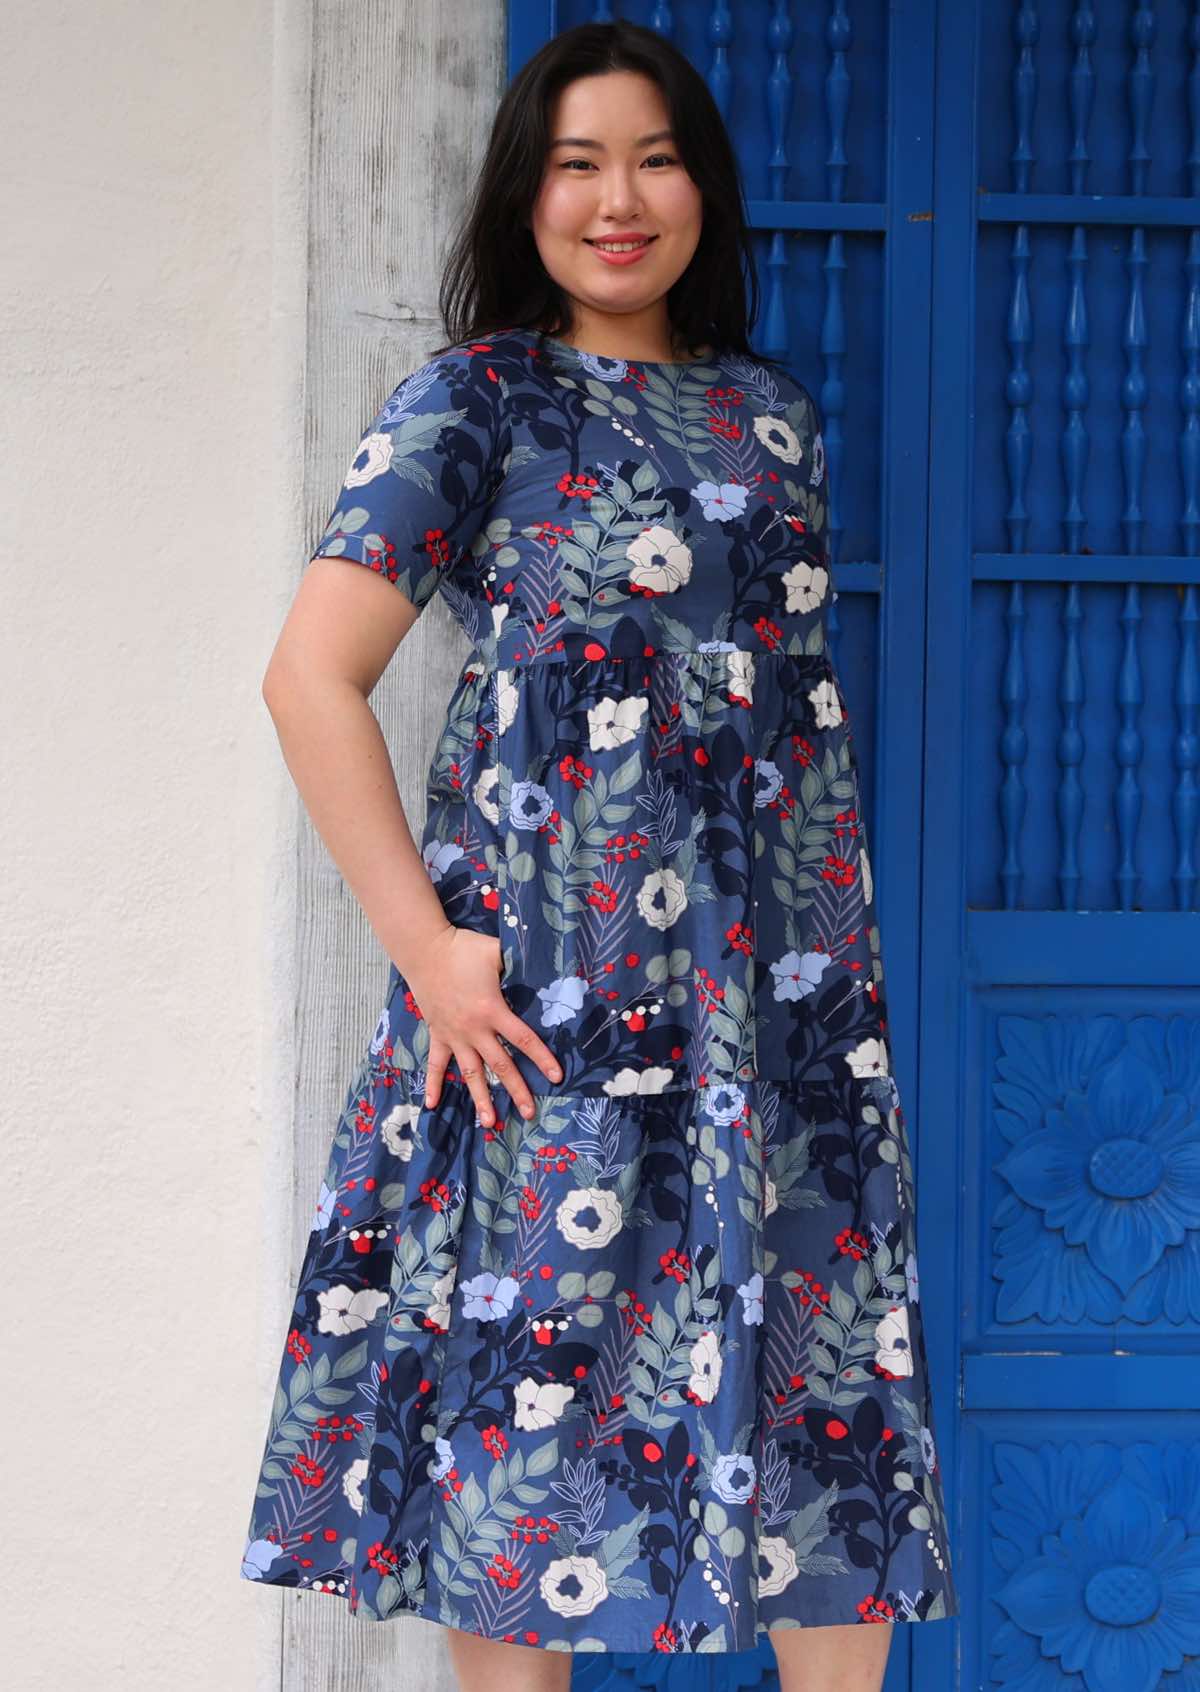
{"left": 994, "top": 1019, "right": 1200, "bottom": 1319}
{"left": 993, "top": 1442, "right": 1200, "bottom": 1689}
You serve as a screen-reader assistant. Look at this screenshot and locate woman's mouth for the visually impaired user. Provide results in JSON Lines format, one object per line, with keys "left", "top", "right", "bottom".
{"left": 584, "top": 235, "right": 658, "bottom": 266}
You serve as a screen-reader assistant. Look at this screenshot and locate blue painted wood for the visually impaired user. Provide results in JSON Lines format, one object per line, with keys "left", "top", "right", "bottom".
{"left": 506, "top": 3, "right": 1200, "bottom": 1690}
{"left": 964, "top": 1355, "right": 1200, "bottom": 1408}
{"left": 933, "top": 7, "right": 1200, "bottom": 1692}
{"left": 964, "top": 910, "right": 1200, "bottom": 982}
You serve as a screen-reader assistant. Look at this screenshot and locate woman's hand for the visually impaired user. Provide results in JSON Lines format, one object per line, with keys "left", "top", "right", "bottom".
{"left": 404, "top": 926, "right": 562, "bottom": 1124}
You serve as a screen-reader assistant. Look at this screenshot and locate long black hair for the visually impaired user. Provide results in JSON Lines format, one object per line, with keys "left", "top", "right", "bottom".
{"left": 432, "top": 20, "right": 764, "bottom": 361}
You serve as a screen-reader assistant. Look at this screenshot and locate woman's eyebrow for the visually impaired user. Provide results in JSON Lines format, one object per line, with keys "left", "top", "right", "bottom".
{"left": 548, "top": 130, "right": 675, "bottom": 150}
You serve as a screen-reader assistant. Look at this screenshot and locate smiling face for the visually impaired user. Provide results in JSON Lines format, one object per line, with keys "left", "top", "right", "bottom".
{"left": 530, "top": 69, "right": 704, "bottom": 357}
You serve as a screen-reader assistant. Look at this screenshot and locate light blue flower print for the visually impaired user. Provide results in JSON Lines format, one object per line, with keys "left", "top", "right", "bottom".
{"left": 712, "top": 1454, "right": 757, "bottom": 1505}
{"left": 704, "top": 1082, "right": 748, "bottom": 1125}
{"left": 754, "top": 759, "right": 784, "bottom": 807}
{"left": 242, "top": 1536, "right": 284, "bottom": 1579}
{"left": 312, "top": 1180, "right": 337, "bottom": 1232}
{"left": 737, "top": 1271, "right": 764, "bottom": 1325}
{"left": 460, "top": 1271, "right": 521, "bottom": 1321}
{"left": 535, "top": 973, "right": 589, "bottom": 1028}
{"left": 769, "top": 948, "right": 833, "bottom": 1002}
{"left": 422, "top": 838, "right": 468, "bottom": 882}
{"left": 577, "top": 351, "right": 629, "bottom": 382}
{"left": 510, "top": 778, "right": 554, "bottom": 829}
{"left": 692, "top": 479, "right": 750, "bottom": 521}
{"left": 429, "top": 1436, "right": 455, "bottom": 1482}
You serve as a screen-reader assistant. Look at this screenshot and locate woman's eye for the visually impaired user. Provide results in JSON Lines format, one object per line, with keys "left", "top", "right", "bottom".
{"left": 558, "top": 154, "right": 678, "bottom": 171}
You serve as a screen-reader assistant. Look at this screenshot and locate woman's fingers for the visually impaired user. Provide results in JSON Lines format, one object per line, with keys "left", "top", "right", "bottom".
{"left": 498, "top": 1008, "right": 563, "bottom": 1088}
{"left": 455, "top": 1048, "right": 498, "bottom": 1126}
{"left": 423, "top": 1036, "right": 452, "bottom": 1109}
{"left": 478, "top": 1035, "right": 541, "bottom": 1121}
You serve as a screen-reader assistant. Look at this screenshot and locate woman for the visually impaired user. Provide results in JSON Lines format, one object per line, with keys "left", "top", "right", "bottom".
{"left": 241, "top": 20, "right": 959, "bottom": 1692}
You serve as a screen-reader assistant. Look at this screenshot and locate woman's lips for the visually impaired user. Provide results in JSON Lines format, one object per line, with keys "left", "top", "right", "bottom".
{"left": 584, "top": 235, "right": 658, "bottom": 267}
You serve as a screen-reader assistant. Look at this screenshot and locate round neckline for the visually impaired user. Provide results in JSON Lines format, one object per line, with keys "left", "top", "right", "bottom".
{"left": 534, "top": 330, "right": 717, "bottom": 368}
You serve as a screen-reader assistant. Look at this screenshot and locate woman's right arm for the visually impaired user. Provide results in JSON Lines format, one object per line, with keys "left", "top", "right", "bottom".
{"left": 261, "top": 554, "right": 562, "bottom": 1125}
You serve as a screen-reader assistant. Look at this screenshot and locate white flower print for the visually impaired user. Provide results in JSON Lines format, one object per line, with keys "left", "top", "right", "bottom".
{"left": 726, "top": 650, "right": 755, "bottom": 705}
{"left": 875, "top": 1304, "right": 914, "bottom": 1376}
{"left": 425, "top": 1266, "right": 456, "bottom": 1331}
{"left": 807, "top": 677, "right": 843, "bottom": 728}
{"left": 381, "top": 1100, "right": 420, "bottom": 1161}
{"left": 626, "top": 524, "right": 694, "bottom": 593}
{"left": 429, "top": 1435, "right": 454, "bottom": 1483}
{"left": 344, "top": 431, "right": 393, "bottom": 486}
{"left": 342, "top": 1456, "right": 368, "bottom": 1516}
{"left": 846, "top": 1036, "right": 890, "bottom": 1080}
{"left": 752, "top": 412, "right": 804, "bottom": 464}
{"left": 495, "top": 669, "right": 518, "bottom": 734}
{"left": 473, "top": 760, "right": 500, "bottom": 826}
{"left": 316, "top": 1285, "right": 389, "bottom": 1336}
{"left": 782, "top": 559, "right": 829, "bottom": 614}
{"left": 636, "top": 866, "right": 688, "bottom": 931}
{"left": 540, "top": 1554, "right": 609, "bottom": 1616}
{"left": 588, "top": 694, "right": 648, "bottom": 751}
{"left": 758, "top": 1534, "right": 800, "bottom": 1596}
{"left": 688, "top": 1329, "right": 723, "bottom": 1403}
{"left": 602, "top": 1064, "right": 676, "bottom": 1097}
{"left": 513, "top": 1377, "right": 576, "bottom": 1431}
{"left": 556, "top": 1186, "right": 623, "bottom": 1249}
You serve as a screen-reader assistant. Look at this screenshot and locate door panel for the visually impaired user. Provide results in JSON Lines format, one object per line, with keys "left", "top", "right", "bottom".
{"left": 927, "top": 7, "right": 1200, "bottom": 1692}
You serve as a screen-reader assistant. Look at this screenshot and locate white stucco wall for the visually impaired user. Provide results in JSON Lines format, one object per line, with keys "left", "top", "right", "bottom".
{"left": 0, "top": 0, "right": 499, "bottom": 1685}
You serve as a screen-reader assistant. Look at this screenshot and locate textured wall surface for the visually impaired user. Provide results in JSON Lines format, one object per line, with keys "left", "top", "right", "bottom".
{"left": 285, "top": 4, "right": 505, "bottom": 1689}
{"left": 0, "top": 0, "right": 498, "bottom": 1687}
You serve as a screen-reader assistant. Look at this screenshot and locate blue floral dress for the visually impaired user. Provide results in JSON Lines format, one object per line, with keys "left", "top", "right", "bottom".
{"left": 240, "top": 325, "right": 960, "bottom": 1652}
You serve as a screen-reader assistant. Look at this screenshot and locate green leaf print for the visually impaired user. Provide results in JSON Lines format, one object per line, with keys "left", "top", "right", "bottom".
{"left": 772, "top": 729, "right": 857, "bottom": 936}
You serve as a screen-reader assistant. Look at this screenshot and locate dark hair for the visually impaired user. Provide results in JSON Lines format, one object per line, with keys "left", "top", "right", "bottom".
{"left": 432, "top": 20, "right": 765, "bottom": 362}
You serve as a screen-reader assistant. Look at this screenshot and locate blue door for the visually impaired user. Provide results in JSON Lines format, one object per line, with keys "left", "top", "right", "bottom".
{"left": 928, "top": 7, "right": 1200, "bottom": 1692}
{"left": 509, "top": 6, "right": 1200, "bottom": 1691}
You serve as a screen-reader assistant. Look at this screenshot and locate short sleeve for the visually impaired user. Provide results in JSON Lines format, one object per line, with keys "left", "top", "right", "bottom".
{"left": 309, "top": 346, "right": 509, "bottom": 615}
